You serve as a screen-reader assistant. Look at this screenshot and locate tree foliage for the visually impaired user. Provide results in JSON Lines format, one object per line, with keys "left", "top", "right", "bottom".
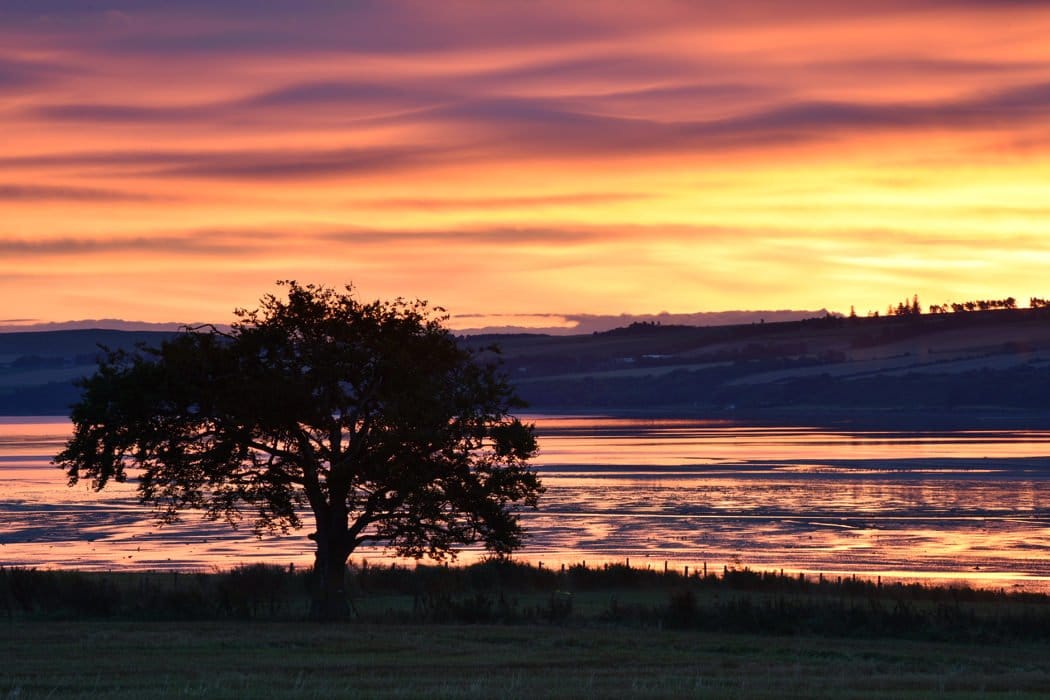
{"left": 55, "top": 282, "right": 542, "bottom": 617}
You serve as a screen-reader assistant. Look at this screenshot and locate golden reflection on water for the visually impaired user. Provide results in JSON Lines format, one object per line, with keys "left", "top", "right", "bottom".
{"left": 532, "top": 416, "right": 1050, "bottom": 465}
{"left": 2, "top": 416, "right": 1050, "bottom": 592}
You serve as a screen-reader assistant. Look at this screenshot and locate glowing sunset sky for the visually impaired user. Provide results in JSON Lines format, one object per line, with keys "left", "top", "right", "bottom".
{"left": 3, "top": 1, "right": 1050, "bottom": 328}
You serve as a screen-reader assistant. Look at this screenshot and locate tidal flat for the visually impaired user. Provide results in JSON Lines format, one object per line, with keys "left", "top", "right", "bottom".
{"left": 5, "top": 416, "right": 1050, "bottom": 593}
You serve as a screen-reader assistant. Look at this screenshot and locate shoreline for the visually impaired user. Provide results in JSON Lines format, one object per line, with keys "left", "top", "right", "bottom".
{"left": 524, "top": 405, "right": 1050, "bottom": 431}
{"left": 9, "top": 407, "right": 1050, "bottom": 430}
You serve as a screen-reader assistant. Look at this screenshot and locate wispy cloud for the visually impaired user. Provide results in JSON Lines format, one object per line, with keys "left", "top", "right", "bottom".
{"left": 24, "top": 77, "right": 1050, "bottom": 177}
{"left": 0, "top": 232, "right": 263, "bottom": 257}
{"left": 0, "top": 56, "right": 68, "bottom": 92}
{"left": 0, "top": 145, "right": 456, "bottom": 180}
{"left": 356, "top": 193, "right": 651, "bottom": 211}
{"left": 0, "top": 183, "right": 160, "bottom": 201}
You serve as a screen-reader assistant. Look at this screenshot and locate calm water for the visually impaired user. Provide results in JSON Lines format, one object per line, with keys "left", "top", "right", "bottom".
{"left": 3, "top": 415, "right": 1050, "bottom": 591}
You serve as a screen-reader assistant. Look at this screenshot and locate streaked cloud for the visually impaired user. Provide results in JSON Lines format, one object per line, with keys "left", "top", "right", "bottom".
{"left": 20, "top": 79, "right": 1050, "bottom": 174}
{"left": 0, "top": 56, "right": 68, "bottom": 92}
{"left": 0, "top": 145, "right": 455, "bottom": 181}
{"left": 0, "top": 232, "right": 258, "bottom": 257}
{"left": 0, "top": 184, "right": 160, "bottom": 201}
{"left": 356, "top": 193, "right": 651, "bottom": 211}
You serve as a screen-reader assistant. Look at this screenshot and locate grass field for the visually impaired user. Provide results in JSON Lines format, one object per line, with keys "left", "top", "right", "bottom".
{"left": 4, "top": 621, "right": 1050, "bottom": 699}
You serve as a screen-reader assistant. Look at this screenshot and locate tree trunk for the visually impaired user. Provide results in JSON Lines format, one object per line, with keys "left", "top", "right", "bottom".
{"left": 309, "top": 524, "right": 352, "bottom": 621}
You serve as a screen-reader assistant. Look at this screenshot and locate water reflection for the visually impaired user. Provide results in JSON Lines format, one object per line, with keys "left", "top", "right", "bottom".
{"left": 2, "top": 416, "right": 1050, "bottom": 592}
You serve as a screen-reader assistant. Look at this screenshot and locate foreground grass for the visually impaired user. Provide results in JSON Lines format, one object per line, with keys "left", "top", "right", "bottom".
{"left": 7, "top": 561, "right": 1050, "bottom": 642}
{"left": 3, "top": 621, "right": 1050, "bottom": 699}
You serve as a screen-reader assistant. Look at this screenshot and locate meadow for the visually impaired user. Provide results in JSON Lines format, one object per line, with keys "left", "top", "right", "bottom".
{"left": 6, "top": 621, "right": 1050, "bottom": 699}
{"left": 4, "top": 561, "right": 1050, "bottom": 698}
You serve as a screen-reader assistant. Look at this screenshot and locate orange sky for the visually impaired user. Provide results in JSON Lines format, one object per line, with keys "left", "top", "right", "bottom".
{"left": 2, "top": 1, "right": 1050, "bottom": 329}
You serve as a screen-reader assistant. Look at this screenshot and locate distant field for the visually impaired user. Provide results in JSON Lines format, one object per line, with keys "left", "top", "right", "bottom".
{"left": 0, "top": 364, "right": 94, "bottom": 388}
{"left": 4, "top": 621, "right": 1049, "bottom": 699}
{"left": 514, "top": 360, "right": 734, "bottom": 382}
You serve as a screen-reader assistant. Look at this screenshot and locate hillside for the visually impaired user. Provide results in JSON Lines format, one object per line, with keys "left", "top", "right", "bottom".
{"left": 4, "top": 310, "right": 1050, "bottom": 425}
{"left": 0, "top": 330, "right": 173, "bottom": 415}
{"left": 468, "top": 308, "right": 1050, "bottom": 426}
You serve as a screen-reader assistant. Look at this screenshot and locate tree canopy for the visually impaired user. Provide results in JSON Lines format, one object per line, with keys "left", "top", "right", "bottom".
{"left": 55, "top": 282, "right": 542, "bottom": 618}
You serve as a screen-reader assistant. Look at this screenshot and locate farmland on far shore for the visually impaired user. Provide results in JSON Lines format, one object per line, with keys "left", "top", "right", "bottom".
{"left": 4, "top": 308, "right": 1050, "bottom": 424}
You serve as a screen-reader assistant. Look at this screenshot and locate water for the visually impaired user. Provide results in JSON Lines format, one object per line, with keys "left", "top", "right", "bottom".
{"left": 3, "top": 415, "right": 1050, "bottom": 592}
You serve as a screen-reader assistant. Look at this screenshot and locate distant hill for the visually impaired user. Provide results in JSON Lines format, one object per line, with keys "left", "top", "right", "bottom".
{"left": 466, "top": 307, "right": 1050, "bottom": 427}
{"left": 0, "top": 320, "right": 215, "bottom": 333}
{"left": 0, "top": 329, "right": 174, "bottom": 415}
{"left": 4, "top": 310, "right": 1050, "bottom": 425}
{"left": 451, "top": 309, "right": 834, "bottom": 335}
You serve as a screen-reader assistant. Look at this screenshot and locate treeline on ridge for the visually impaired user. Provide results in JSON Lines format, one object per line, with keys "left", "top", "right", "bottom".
{"left": 883, "top": 295, "right": 1050, "bottom": 316}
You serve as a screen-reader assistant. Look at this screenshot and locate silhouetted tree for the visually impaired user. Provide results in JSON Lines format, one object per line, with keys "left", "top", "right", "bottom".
{"left": 55, "top": 282, "right": 542, "bottom": 620}
{"left": 888, "top": 296, "right": 922, "bottom": 316}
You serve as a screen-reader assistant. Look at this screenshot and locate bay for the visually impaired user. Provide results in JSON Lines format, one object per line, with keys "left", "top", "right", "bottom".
{"left": 2, "top": 415, "right": 1050, "bottom": 592}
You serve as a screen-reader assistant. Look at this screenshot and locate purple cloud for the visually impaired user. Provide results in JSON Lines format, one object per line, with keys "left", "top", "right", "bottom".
{"left": 0, "top": 144, "right": 456, "bottom": 181}
{"left": 0, "top": 56, "right": 68, "bottom": 92}
{"left": 0, "top": 233, "right": 254, "bottom": 257}
{"left": 0, "top": 184, "right": 160, "bottom": 201}
{"left": 357, "top": 193, "right": 650, "bottom": 211}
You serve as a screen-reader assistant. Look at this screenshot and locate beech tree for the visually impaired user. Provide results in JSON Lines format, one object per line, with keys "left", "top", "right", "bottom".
{"left": 55, "top": 282, "right": 542, "bottom": 619}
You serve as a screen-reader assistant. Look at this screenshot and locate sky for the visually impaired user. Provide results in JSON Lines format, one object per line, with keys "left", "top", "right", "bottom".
{"left": 2, "top": 1, "right": 1050, "bottom": 330}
